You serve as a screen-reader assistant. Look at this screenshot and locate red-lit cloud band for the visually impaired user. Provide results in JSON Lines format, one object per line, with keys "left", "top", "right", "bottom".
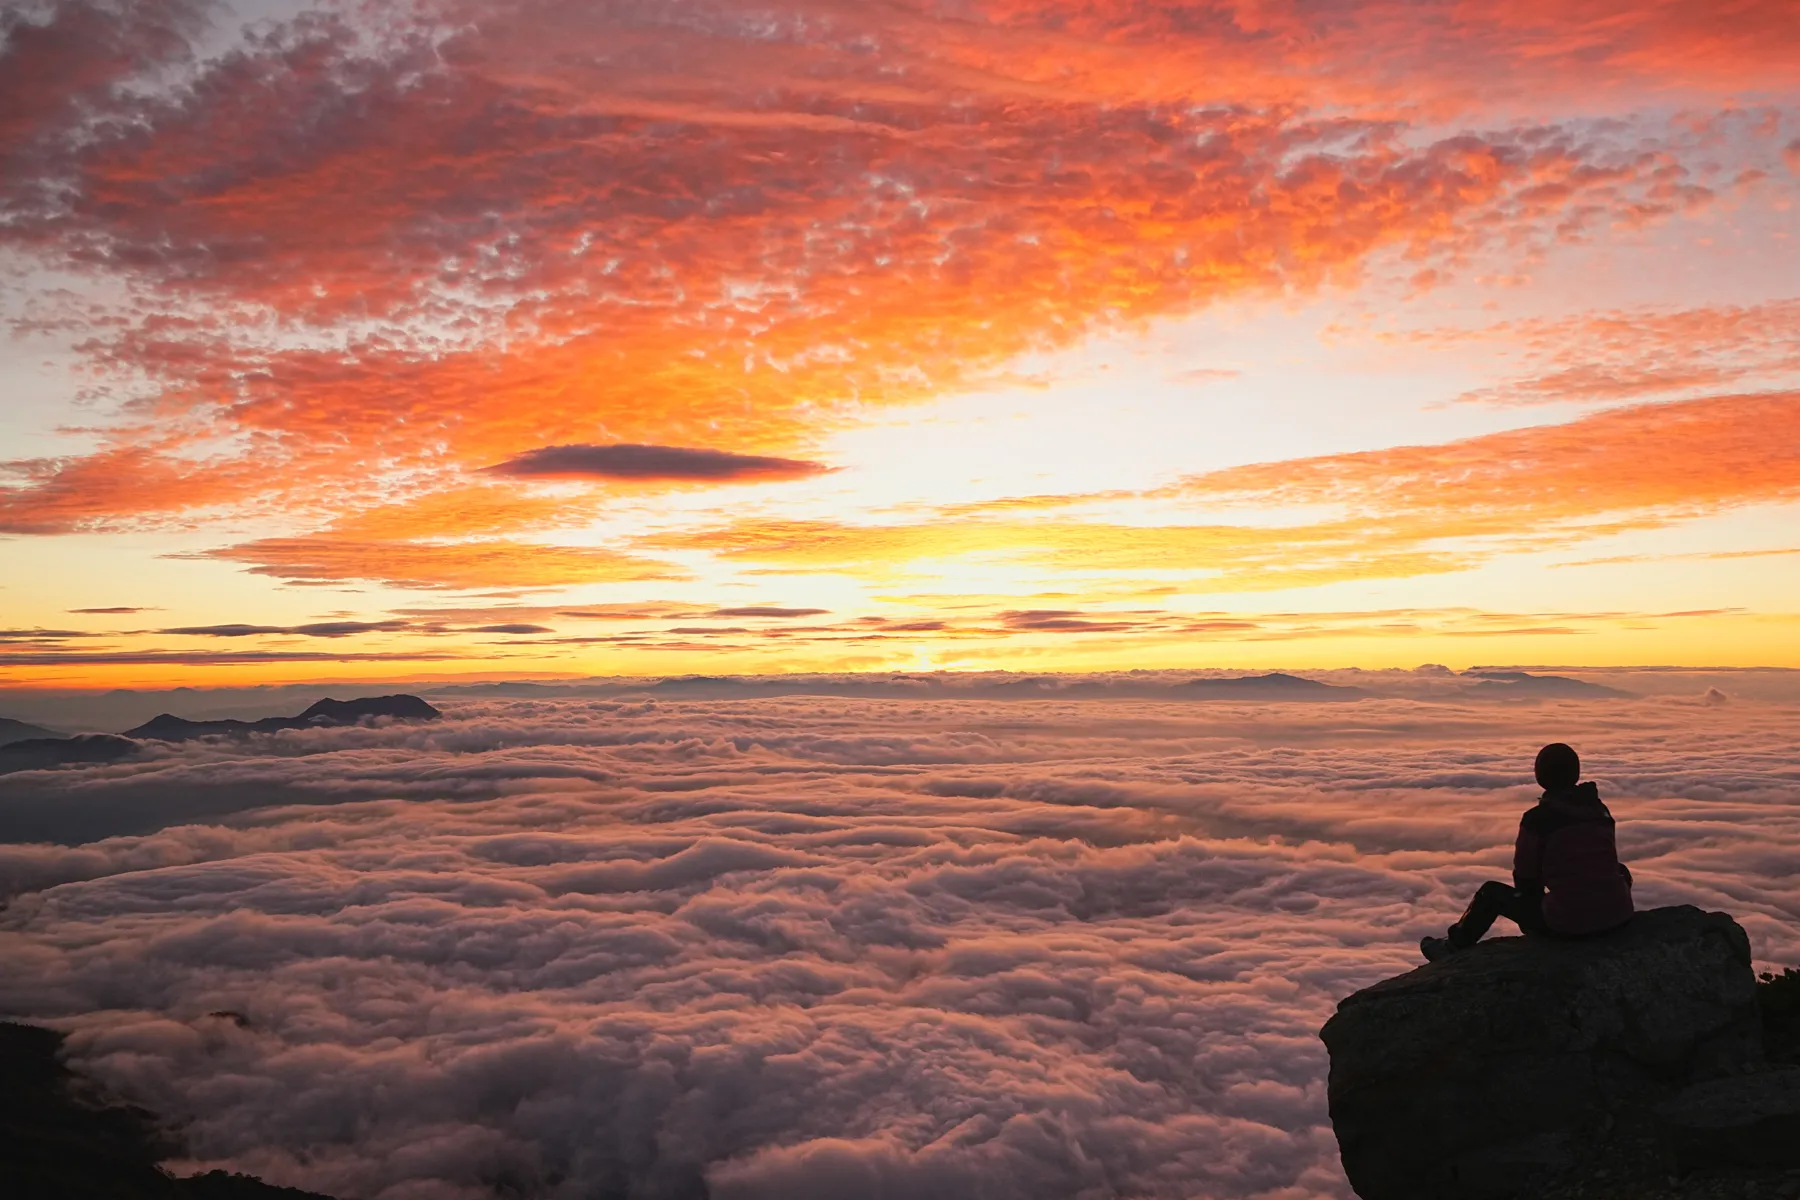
{"left": 3, "top": 0, "right": 1791, "bottom": 553}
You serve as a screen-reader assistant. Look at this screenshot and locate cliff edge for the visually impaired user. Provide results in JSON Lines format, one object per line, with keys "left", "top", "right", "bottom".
{"left": 1320, "top": 905, "right": 1800, "bottom": 1199}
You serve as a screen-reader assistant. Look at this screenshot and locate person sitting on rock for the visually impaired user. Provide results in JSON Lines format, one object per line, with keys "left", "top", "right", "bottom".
{"left": 1420, "top": 742, "right": 1633, "bottom": 961}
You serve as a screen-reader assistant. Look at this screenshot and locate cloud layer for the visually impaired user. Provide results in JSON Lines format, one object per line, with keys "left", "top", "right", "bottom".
{"left": 2, "top": 690, "right": 1795, "bottom": 1199}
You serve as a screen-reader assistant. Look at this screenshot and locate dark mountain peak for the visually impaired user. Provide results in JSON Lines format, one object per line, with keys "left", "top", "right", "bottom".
{"left": 295, "top": 695, "right": 440, "bottom": 724}
{"left": 1247, "top": 672, "right": 1326, "bottom": 688}
{"left": 0, "top": 716, "right": 57, "bottom": 746}
{"left": 128, "top": 713, "right": 220, "bottom": 737}
{"left": 1176, "top": 672, "right": 1366, "bottom": 699}
{"left": 124, "top": 695, "right": 441, "bottom": 742}
{"left": 0, "top": 734, "right": 141, "bottom": 773}
{"left": 1463, "top": 670, "right": 1627, "bottom": 699}
{"left": 649, "top": 675, "right": 745, "bottom": 690}
{"left": 120, "top": 715, "right": 253, "bottom": 741}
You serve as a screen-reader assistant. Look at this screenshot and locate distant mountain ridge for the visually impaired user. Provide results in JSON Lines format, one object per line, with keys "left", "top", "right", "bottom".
{"left": 0, "top": 696, "right": 440, "bottom": 773}
{"left": 0, "top": 734, "right": 142, "bottom": 772}
{"left": 123, "top": 695, "right": 442, "bottom": 742}
{"left": 0, "top": 716, "right": 58, "bottom": 745}
{"left": 1174, "top": 672, "right": 1368, "bottom": 699}
{"left": 0, "top": 671, "right": 1631, "bottom": 776}
{"left": 1462, "top": 670, "right": 1628, "bottom": 699}
{"left": 439, "top": 669, "right": 1632, "bottom": 704}
{"left": 624, "top": 671, "right": 1370, "bottom": 701}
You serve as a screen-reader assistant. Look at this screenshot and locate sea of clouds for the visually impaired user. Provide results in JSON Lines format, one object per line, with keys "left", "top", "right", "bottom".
{"left": 1, "top": 689, "right": 1797, "bottom": 1200}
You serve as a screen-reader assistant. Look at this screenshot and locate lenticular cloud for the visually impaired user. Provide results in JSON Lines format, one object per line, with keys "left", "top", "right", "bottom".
{"left": 1, "top": 693, "right": 1796, "bottom": 1199}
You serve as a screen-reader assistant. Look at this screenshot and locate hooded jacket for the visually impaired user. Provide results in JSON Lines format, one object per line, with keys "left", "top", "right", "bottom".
{"left": 1513, "top": 781, "right": 1633, "bottom": 935}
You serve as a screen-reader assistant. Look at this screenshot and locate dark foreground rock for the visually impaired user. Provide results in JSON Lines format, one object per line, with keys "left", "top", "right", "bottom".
{"left": 1541, "top": 1165, "right": 1800, "bottom": 1200}
{"left": 1657, "top": 1067, "right": 1800, "bottom": 1173}
{"left": 0, "top": 1022, "right": 334, "bottom": 1200}
{"left": 1321, "top": 906, "right": 1767, "bottom": 1200}
{"left": 1763, "top": 968, "right": 1800, "bottom": 1065}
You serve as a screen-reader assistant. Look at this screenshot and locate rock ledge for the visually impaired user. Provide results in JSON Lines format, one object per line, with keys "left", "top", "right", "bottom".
{"left": 1321, "top": 905, "right": 1765, "bottom": 1200}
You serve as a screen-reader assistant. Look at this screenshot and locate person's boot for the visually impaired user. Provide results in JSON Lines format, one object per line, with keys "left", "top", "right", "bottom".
{"left": 1419, "top": 935, "right": 1459, "bottom": 962}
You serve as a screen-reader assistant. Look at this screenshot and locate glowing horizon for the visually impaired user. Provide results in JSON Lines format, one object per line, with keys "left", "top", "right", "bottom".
{"left": 4, "top": 0, "right": 1800, "bottom": 688}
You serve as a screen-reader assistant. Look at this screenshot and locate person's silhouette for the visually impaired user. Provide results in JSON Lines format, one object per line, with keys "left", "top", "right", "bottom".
{"left": 1421, "top": 743, "right": 1633, "bottom": 961}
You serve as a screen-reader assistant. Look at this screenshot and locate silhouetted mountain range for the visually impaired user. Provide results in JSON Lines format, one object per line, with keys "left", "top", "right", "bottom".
{"left": 1463, "top": 670, "right": 1628, "bottom": 699}
{"left": 0, "top": 696, "right": 440, "bottom": 773}
{"left": 123, "top": 695, "right": 441, "bottom": 741}
{"left": 0, "top": 734, "right": 142, "bottom": 772}
{"left": 0, "top": 671, "right": 1636, "bottom": 776}
{"left": 1173, "top": 672, "right": 1368, "bottom": 699}
{"left": 621, "top": 671, "right": 1370, "bottom": 701}
{"left": 0, "top": 1021, "right": 335, "bottom": 1199}
{"left": 433, "top": 668, "right": 1640, "bottom": 704}
{"left": 0, "top": 716, "right": 57, "bottom": 745}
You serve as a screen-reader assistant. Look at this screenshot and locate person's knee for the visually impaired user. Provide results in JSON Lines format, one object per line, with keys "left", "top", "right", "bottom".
{"left": 1473, "top": 880, "right": 1514, "bottom": 903}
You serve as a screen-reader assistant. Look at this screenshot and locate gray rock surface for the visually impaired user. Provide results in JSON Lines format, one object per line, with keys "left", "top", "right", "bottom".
{"left": 1320, "top": 906, "right": 1762, "bottom": 1200}
{"left": 1658, "top": 1067, "right": 1800, "bottom": 1172}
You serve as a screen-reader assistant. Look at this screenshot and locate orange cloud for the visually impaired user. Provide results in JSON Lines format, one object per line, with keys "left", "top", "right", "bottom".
{"left": 7, "top": 116, "right": 1597, "bottom": 532}
{"left": 321, "top": 488, "right": 604, "bottom": 543}
{"left": 656, "top": 390, "right": 1800, "bottom": 588}
{"left": 0, "top": 1, "right": 200, "bottom": 179}
{"left": 0, "top": 445, "right": 287, "bottom": 535}
{"left": 647, "top": 513, "right": 1477, "bottom": 591}
{"left": 1178, "top": 389, "right": 1800, "bottom": 527}
{"left": 0, "top": 0, "right": 1757, "bottom": 551}
{"left": 193, "top": 536, "right": 685, "bottom": 591}
{"left": 955, "top": 0, "right": 1800, "bottom": 98}
{"left": 0, "top": 648, "right": 462, "bottom": 668}
{"left": 1396, "top": 299, "right": 1800, "bottom": 407}
{"left": 0, "top": 0, "right": 1789, "bottom": 632}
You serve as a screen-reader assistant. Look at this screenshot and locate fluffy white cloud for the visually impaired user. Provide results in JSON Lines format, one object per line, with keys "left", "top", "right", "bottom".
{"left": 1, "top": 691, "right": 1796, "bottom": 1199}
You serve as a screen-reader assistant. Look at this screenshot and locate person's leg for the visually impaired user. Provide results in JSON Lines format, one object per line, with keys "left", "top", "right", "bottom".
{"left": 1502, "top": 888, "right": 1549, "bottom": 937}
{"left": 1448, "top": 881, "right": 1517, "bottom": 948}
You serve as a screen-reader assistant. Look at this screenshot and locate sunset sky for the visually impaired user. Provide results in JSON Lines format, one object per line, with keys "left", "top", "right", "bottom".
{"left": 4, "top": 0, "right": 1800, "bottom": 687}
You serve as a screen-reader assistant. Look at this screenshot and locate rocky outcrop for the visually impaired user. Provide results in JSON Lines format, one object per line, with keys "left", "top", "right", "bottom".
{"left": 1656, "top": 1067, "right": 1800, "bottom": 1173}
{"left": 1762, "top": 968, "right": 1800, "bottom": 1065}
{"left": 0, "top": 1022, "right": 334, "bottom": 1199}
{"left": 1320, "top": 906, "right": 1767, "bottom": 1200}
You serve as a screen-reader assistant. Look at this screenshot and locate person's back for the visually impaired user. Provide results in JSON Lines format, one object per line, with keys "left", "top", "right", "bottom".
{"left": 1516, "top": 778, "right": 1633, "bottom": 936}
{"left": 1422, "top": 742, "right": 1632, "bottom": 960}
